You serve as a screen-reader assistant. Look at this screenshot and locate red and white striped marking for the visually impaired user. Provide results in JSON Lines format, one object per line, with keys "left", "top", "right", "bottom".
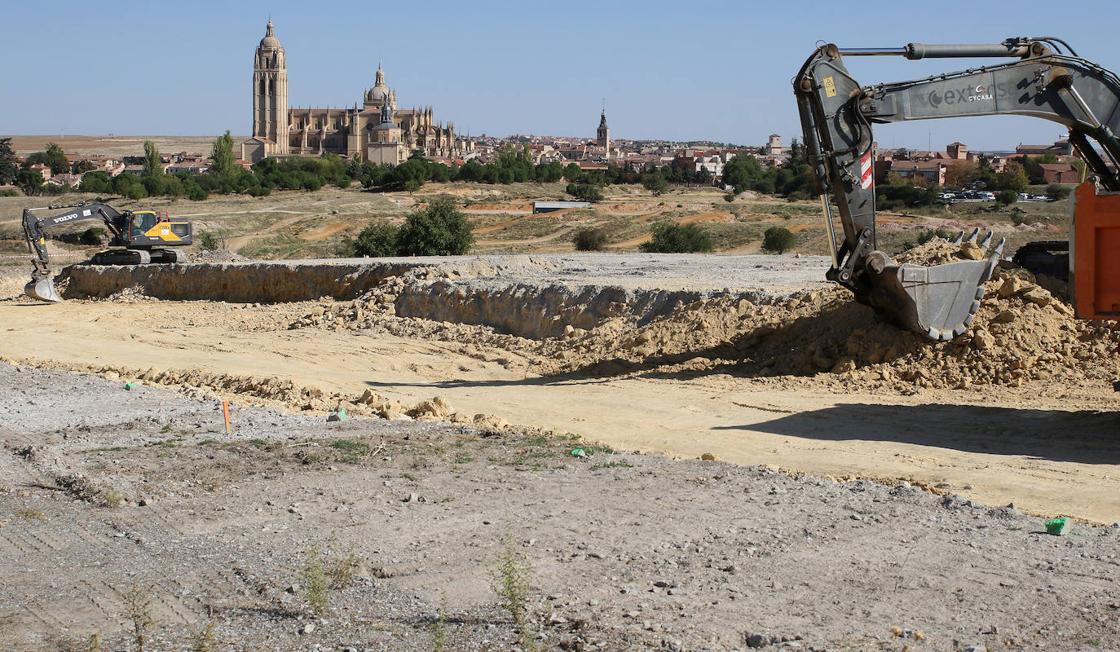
{"left": 859, "top": 151, "right": 874, "bottom": 190}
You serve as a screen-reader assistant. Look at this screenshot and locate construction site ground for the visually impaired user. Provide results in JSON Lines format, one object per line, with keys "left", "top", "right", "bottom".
{"left": 1, "top": 186, "right": 1118, "bottom": 650}
{"left": 3, "top": 362, "right": 1119, "bottom": 651}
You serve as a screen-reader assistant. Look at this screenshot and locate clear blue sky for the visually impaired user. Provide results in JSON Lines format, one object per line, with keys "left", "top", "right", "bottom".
{"left": 1, "top": 0, "right": 1115, "bottom": 150}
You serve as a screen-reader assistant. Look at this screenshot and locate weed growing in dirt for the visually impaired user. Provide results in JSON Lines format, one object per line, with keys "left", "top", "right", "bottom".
{"left": 328, "top": 550, "right": 360, "bottom": 589}
{"left": 85, "top": 632, "right": 102, "bottom": 652}
{"left": 593, "top": 460, "right": 634, "bottom": 470}
{"left": 15, "top": 508, "right": 46, "bottom": 521}
{"left": 191, "top": 621, "right": 217, "bottom": 652}
{"left": 431, "top": 592, "right": 449, "bottom": 652}
{"left": 329, "top": 438, "right": 371, "bottom": 463}
{"left": 123, "top": 585, "right": 155, "bottom": 652}
{"left": 301, "top": 545, "right": 329, "bottom": 616}
{"left": 491, "top": 534, "right": 535, "bottom": 650}
{"left": 101, "top": 489, "right": 124, "bottom": 508}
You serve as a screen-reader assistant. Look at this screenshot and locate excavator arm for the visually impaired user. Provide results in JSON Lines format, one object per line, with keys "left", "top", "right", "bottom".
{"left": 794, "top": 37, "right": 1120, "bottom": 339}
{"left": 23, "top": 202, "right": 128, "bottom": 302}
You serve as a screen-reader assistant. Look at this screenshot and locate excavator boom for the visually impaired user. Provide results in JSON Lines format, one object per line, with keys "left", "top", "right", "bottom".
{"left": 794, "top": 37, "right": 1120, "bottom": 339}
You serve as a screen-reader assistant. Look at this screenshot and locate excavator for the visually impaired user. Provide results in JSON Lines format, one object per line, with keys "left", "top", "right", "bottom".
{"left": 23, "top": 201, "right": 192, "bottom": 302}
{"left": 794, "top": 37, "right": 1119, "bottom": 340}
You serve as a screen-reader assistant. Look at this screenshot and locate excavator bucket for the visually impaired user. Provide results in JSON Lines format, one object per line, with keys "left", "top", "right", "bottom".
{"left": 863, "top": 238, "right": 1004, "bottom": 341}
{"left": 24, "top": 277, "right": 62, "bottom": 303}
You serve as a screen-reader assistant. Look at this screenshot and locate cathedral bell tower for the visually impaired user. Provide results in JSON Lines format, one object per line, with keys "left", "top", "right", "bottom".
{"left": 597, "top": 107, "right": 610, "bottom": 159}
{"left": 253, "top": 19, "right": 289, "bottom": 155}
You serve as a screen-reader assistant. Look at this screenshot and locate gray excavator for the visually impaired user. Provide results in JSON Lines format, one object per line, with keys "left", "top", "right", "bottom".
{"left": 795, "top": 37, "right": 1120, "bottom": 340}
{"left": 23, "top": 202, "right": 192, "bottom": 302}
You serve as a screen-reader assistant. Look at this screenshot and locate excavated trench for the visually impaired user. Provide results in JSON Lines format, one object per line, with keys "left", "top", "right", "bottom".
{"left": 57, "top": 258, "right": 798, "bottom": 340}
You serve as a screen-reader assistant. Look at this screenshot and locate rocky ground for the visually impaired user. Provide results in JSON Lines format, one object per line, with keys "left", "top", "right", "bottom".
{"left": 2, "top": 363, "right": 1118, "bottom": 651}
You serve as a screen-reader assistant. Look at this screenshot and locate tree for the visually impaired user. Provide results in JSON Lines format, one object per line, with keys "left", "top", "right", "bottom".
{"left": 210, "top": 130, "right": 236, "bottom": 178}
{"left": 944, "top": 160, "right": 978, "bottom": 188}
{"left": 349, "top": 223, "right": 399, "bottom": 257}
{"left": 143, "top": 140, "right": 163, "bottom": 178}
{"left": 572, "top": 227, "right": 608, "bottom": 251}
{"left": 640, "top": 171, "right": 668, "bottom": 195}
{"left": 721, "top": 154, "right": 766, "bottom": 193}
{"left": 1046, "top": 182, "right": 1072, "bottom": 200}
{"left": 995, "top": 189, "right": 1018, "bottom": 206}
{"left": 0, "top": 138, "right": 18, "bottom": 185}
{"left": 639, "top": 222, "right": 713, "bottom": 253}
{"left": 25, "top": 143, "right": 69, "bottom": 175}
{"left": 566, "top": 183, "right": 604, "bottom": 202}
{"left": 995, "top": 161, "right": 1029, "bottom": 193}
{"left": 762, "top": 226, "right": 797, "bottom": 254}
{"left": 15, "top": 169, "right": 44, "bottom": 195}
{"left": 71, "top": 159, "right": 96, "bottom": 174}
{"left": 396, "top": 198, "right": 473, "bottom": 256}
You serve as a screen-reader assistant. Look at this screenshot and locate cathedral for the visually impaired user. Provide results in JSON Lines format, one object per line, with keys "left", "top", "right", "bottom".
{"left": 241, "top": 20, "right": 468, "bottom": 165}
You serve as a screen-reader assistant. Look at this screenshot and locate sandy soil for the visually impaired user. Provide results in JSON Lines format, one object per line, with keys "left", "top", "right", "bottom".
{"left": 1, "top": 252, "right": 1117, "bottom": 524}
{"left": 3, "top": 363, "right": 1118, "bottom": 651}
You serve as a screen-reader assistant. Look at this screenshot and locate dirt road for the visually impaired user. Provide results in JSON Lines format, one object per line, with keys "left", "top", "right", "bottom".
{"left": 3, "top": 288, "right": 1117, "bottom": 523}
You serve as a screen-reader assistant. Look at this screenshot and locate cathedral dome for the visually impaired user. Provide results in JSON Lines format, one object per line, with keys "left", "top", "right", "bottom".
{"left": 365, "top": 63, "right": 389, "bottom": 103}
{"left": 259, "top": 19, "right": 281, "bottom": 50}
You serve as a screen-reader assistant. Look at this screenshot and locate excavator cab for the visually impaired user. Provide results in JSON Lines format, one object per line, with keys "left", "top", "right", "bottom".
{"left": 126, "top": 210, "right": 192, "bottom": 247}
{"left": 1072, "top": 181, "right": 1120, "bottom": 319}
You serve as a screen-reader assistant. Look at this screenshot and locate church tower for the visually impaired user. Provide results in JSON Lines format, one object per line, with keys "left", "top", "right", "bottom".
{"left": 596, "top": 108, "right": 610, "bottom": 159}
{"left": 252, "top": 19, "right": 288, "bottom": 155}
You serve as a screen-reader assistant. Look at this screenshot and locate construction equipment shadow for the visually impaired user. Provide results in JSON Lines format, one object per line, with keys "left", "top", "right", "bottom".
{"left": 715, "top": 403, "right": 1120, "bottom": 465}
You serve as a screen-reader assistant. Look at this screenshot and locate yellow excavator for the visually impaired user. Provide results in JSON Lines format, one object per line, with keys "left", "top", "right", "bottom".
{"left": 794, "top": 37, "right": 1119, "bottom": 339}
{"left": 23, "top": 201, "right": 192, "bottom": 302}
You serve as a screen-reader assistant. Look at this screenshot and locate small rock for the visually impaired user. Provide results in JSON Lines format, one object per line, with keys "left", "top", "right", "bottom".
{"left": 991, "top": 310, "right": 1018, "bottom": 324}
{"left": 700, "top": 452, "right": 717, "bottom": 461}
{"left": 1021, "top": 287, "right": 1052, "bottom": 306}
{"left": 300, "top": 622, "right": 316, "bottom": 635}
{"left": 959, "top": 241, "right": 985, "bottom": 260}
{"left": 971, "top": 329, "right": 995, "bottom": 351}
{"left": 403, "top": 492, "right": 419, "bottom": 503}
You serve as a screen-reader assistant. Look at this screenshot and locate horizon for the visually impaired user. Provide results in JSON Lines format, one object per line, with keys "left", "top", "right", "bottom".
{"left": 1, "top": 1, "right": 1114, "bottom": 150}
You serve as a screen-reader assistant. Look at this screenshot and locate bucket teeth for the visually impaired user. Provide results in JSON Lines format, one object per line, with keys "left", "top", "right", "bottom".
{"left": 979, "top": 230, "right": 993, "bottom": 248}
{"left": 966, "top": 227, "right": 980, "bottom": 243}
{"left": 951, "top": 231, "right": 964, "bottom": 245}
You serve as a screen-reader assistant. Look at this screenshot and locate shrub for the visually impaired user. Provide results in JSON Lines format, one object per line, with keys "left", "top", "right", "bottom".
{"left": 491, "top": 534, "right": 534, "bottom": 649}
{"left": 79, "top": 227, "right": 106, "bottom": 245}
{"left": 995, "top": 189, "right": 1018, "bottom": 206}
{"left": 396, "top": 198, "right": 473, "bottom": 256}
{"left": 572, "top": 227, "right": 608, "bottom": 251}
{"left": 1046, "top": 183, "right": 1071, "bottom": 200}
{"left": 640, "top": 172, "right": 668, "bottom": 195}
{"left": 1011, "top": 207, "right": 1029, "bottom": 226}
{"left": 350, "top": 222, "right": 399, "bottom": 257}
{"left": 723, "top": 193, "right": 735, "bottom": 202}
{"left": 761, "top": 226, "right": 797, "bottom": 254}
{"left": 301, "top": 545, "right": 329, "bottom": 616}
{"left": 639, "top": 222, "right": 713, "bottom": 253}
{"left": 197, "top": 231, "right": 221, "bottom": 251}
{"left": 565, "top": 183, "right": 604, "bottom": 202}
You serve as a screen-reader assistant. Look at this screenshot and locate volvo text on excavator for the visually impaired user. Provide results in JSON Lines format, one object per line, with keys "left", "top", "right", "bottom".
{"left": 23, "top": 201, "right": 192, "bottom": 303}
{"left": 795, "top": 37, "right": 1119, "bottom": 340}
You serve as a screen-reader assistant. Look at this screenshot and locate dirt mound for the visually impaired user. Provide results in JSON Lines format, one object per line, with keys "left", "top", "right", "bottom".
{"left": 191, "top": 249, "right": 250, "bottom": 263}
{"left": 538, "top": 240, "right": 1119, "bottom": 392}
{"left": 275, "top": 240, "right": 1117, "bottom": 394}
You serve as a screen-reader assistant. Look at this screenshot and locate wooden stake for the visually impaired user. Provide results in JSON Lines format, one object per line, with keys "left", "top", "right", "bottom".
{"left": 222, "top": 400, "right": 232, "bottom": 435}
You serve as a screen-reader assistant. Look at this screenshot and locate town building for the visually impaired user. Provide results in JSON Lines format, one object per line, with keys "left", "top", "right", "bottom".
{"left": 597, "top": 109, "right": 610, "bottom": 159}
{"left": 240, "top": 20, "right": 469, "bottom": 165}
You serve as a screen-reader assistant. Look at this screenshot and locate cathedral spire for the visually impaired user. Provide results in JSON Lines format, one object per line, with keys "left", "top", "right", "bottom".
{"left": 375, "top": 62, "right": 385, "bottom": 87}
